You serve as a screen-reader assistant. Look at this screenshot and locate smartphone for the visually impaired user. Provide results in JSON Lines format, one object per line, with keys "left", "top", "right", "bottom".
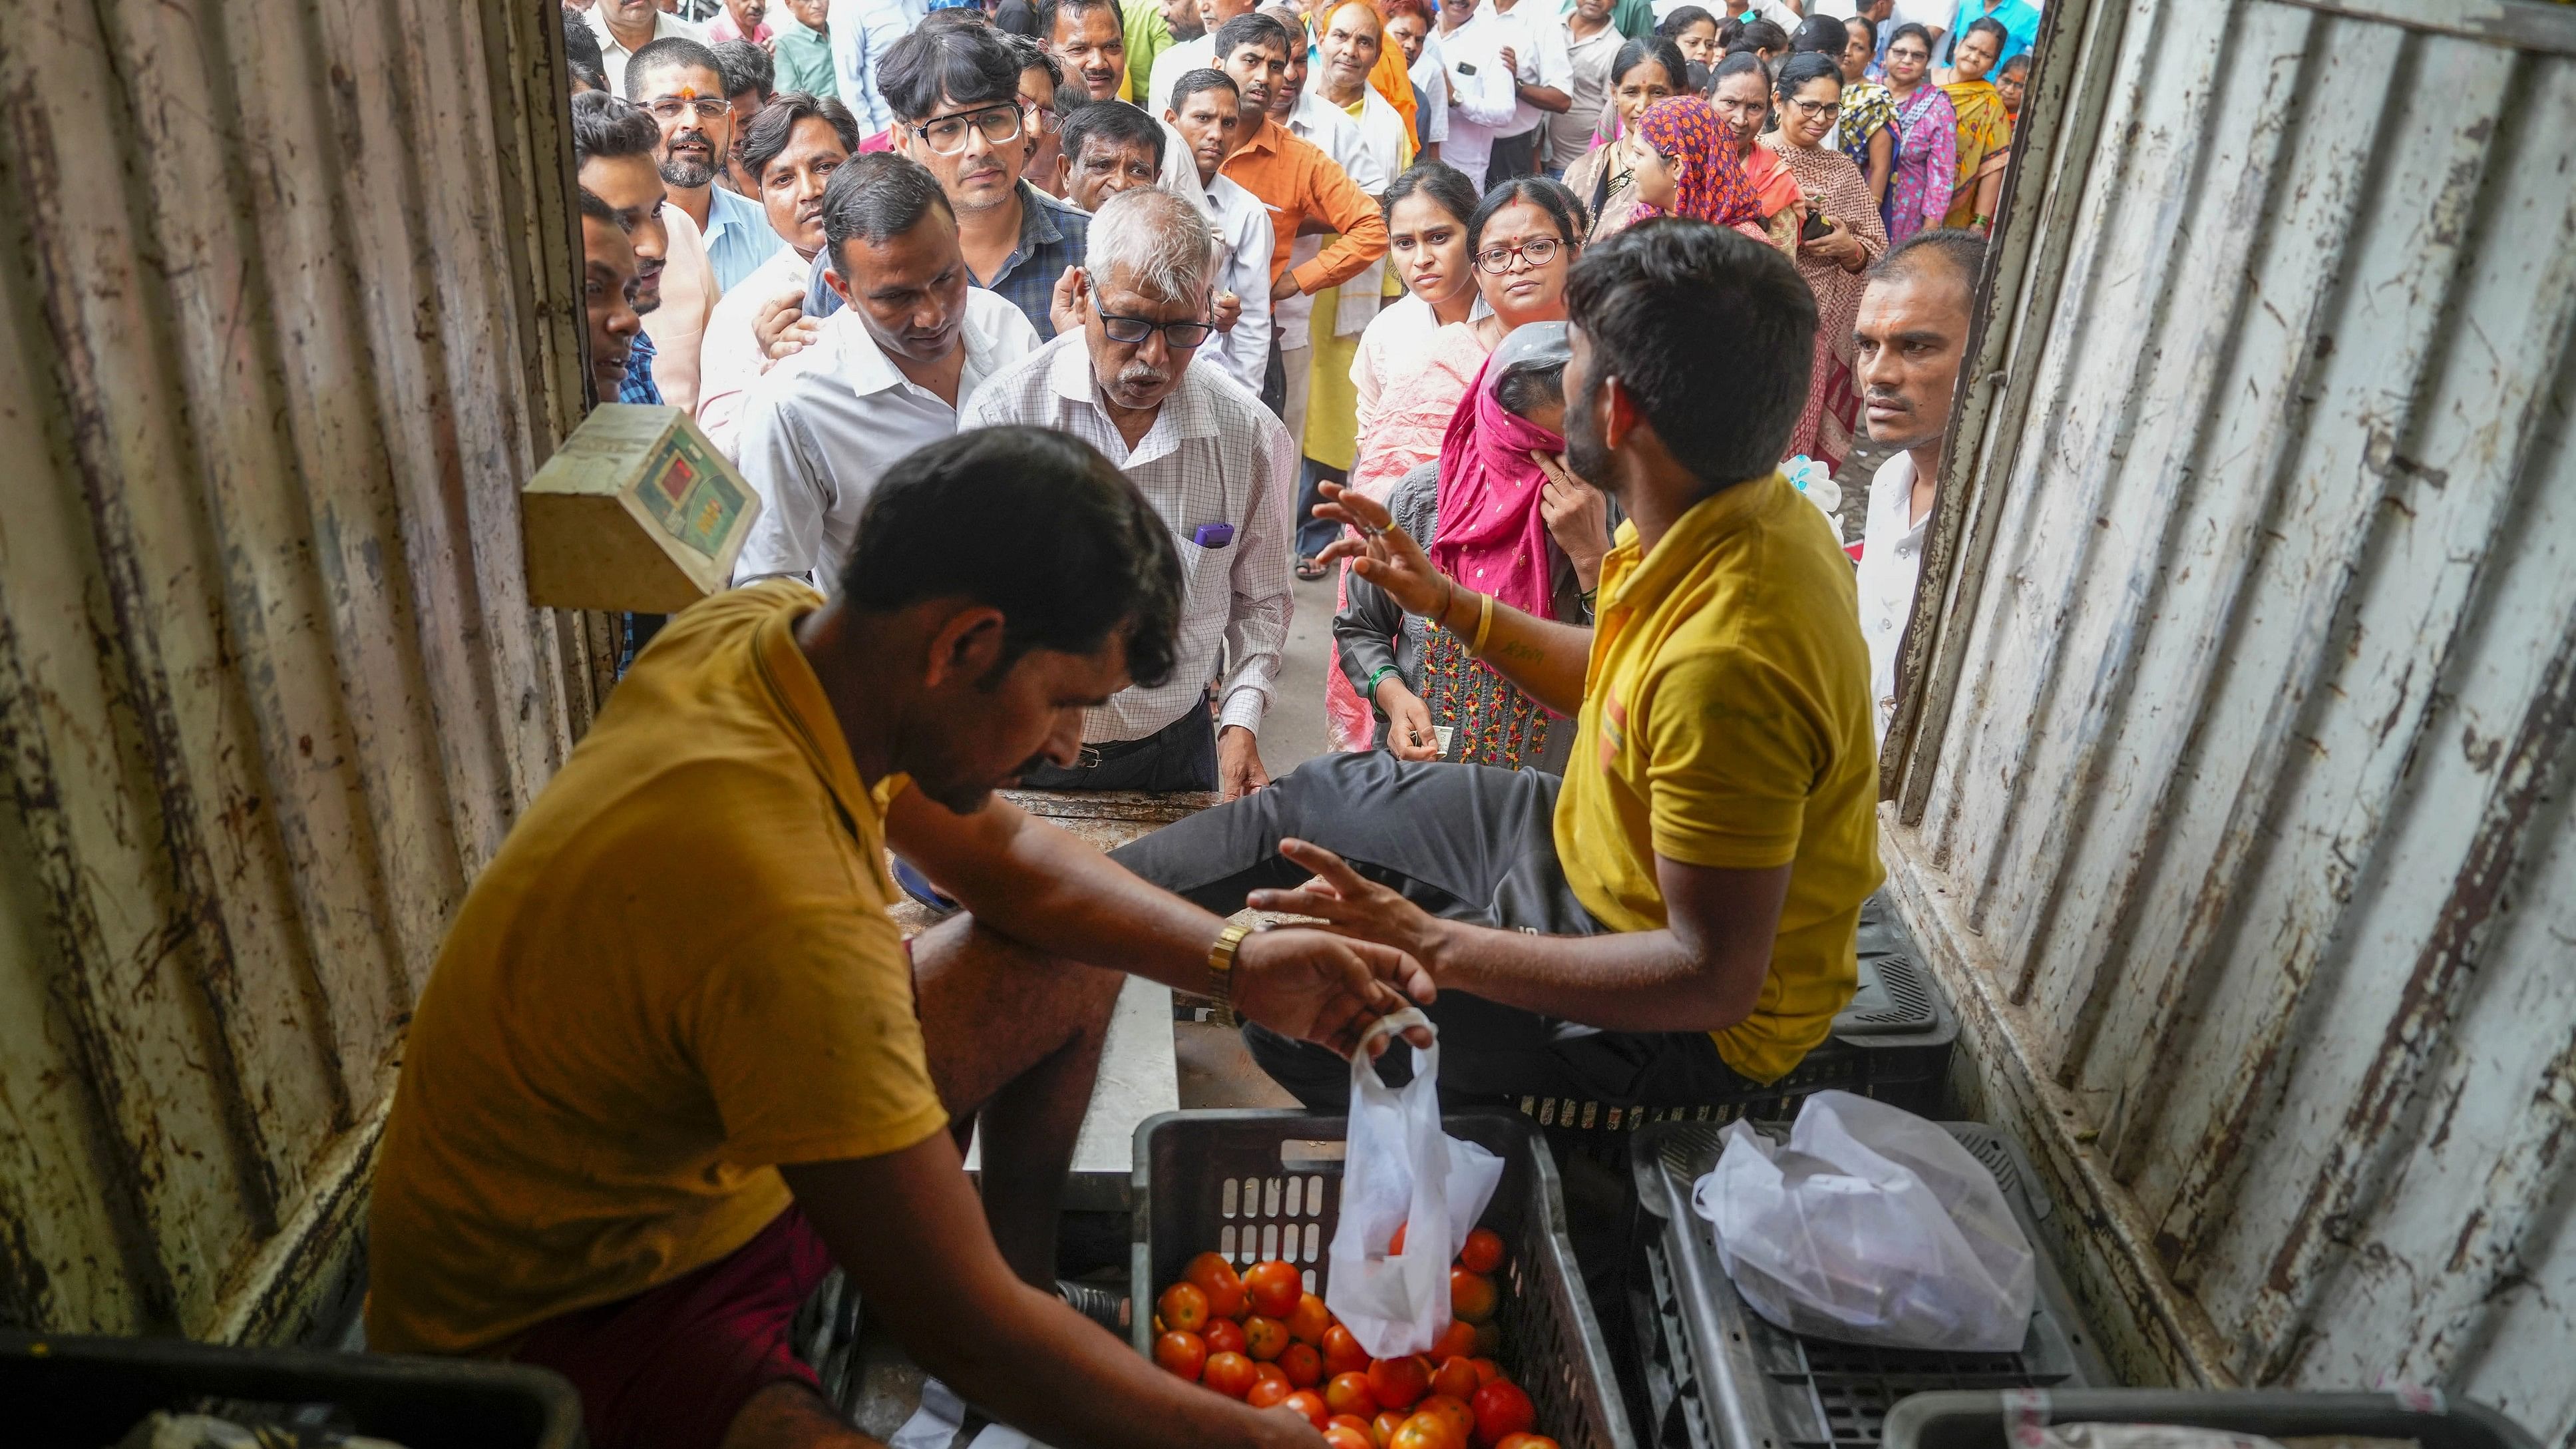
{"left": 1800, "top": 207, "right": 1834, "bottom": 242}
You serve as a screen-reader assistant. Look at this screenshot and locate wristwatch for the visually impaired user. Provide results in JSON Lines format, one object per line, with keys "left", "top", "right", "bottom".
{"left": 1207, "top": 922, "right": 1254, "bottom": 1024}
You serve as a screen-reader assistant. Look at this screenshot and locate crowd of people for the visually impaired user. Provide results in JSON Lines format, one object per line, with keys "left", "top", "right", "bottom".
{"left": 368, "top": 3, "right": 2032, "bottom": 1447}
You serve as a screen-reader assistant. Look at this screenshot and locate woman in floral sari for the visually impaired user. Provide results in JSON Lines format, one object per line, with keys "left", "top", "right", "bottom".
{"left": 1766, "top": 53, "right": 1889, "bottom": 472}
{"left": 1837, "top": 15, "right": 1897, "bottom": 206}
{"left": 1937, "top": 17, "right": 2011, "bottom": 232}
{"left": 1879, "top": 21, "right": 1954, "bottom": 243}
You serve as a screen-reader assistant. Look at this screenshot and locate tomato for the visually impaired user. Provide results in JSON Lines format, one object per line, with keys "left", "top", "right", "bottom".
{"left": 1157, "top": 1281, "right": 1210, "bottom": 1335}
{"left": 1469, "top": 1358, "right": 1504, "bottom": 1386}
{"left": 1287, "top": 1291, "right": 1335, "bottom": 1345}
{"left": 1413, "top": 1393, "right": 1475, "bottom": 1448}
{"left": 1254, "top": 1362, "right": 1292, "bottom": 1394}
{"left": 1330, "top": 1414, "right": 1374, "bottom": 1435}
{"left": 1325, "top": 1370, "right": 1380, "bottom": 1418}
{"left": 1387, "top": 1411, "right": 1465, "bottom": 1449}
{"left": 1426, "top": 1319, "right": 1476, "bottom": 1362}
{"left": 1280, "top": 1390, "right": 1332, "bottom": 1430}
{"left": 1458, "top": 1226, "right": 1506, "bottom": 1276}
{"left": 1244, "top": 1259, "right": 1306, "bottom": 1319}
{"left": 1449, "top": 1268, "right": 1498, "bottom": 1325}
{"left": 1366, "top": 1354, "right": 1433, "bottom": 1410}
{"left": 1155, "top": 1329, "right": 1207, "bottom": 1380}
{"left": 1428, "top": 1356, "right": 1479, "bottom": 1402}
{"left": 1473, "top": 1319, "right": 1503, "bottom": 1356}
{"left": 1387, "top": 1223, "right": 1407, "bottom": 1255}
{"left": 1324, "top": 1428, "right": 1378, "bottom": 1449}
{"left": 1185, "top": 1251, "right": 1249, "bottom": 1319}
{"left": 1204, "top": 1318, "right": 1248, "bottom": 1356}
{"left": 1243, "top": 1313, "right": 1290, "bottom": 1361}
{"left": 1372, "top": 1411, "right": 1409, "bottom": 1447}
{"left": 1202, "top": 1350, "right": 1257, "bottom": 1399}
{"left": 1493, "top": 1437, "right": 1561, "bottom": 1449}
{"left": 1322, "top": 1325, "right": 1372, "bottom": 1378}
{"left": 1280, "top": 1341, "right": 1324, "bottom": 1388}
{"left": 1246, "top": 1374, "right": 1292, "bottom": 1409}
{"left": 1471, "top": 1379, "right": 1537, "bottom": 1446}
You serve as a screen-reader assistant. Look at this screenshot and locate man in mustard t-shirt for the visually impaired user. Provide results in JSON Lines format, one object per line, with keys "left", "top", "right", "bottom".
{"left": 1113, "top": 220, "right": 1882, "bottom": 1114}
{"left": 367, "top": 427, "right": 1427, "bottom": 1449}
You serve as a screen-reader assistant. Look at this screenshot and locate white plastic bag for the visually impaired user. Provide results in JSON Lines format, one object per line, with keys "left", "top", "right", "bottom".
{"left": 1325, "top": 1009, "right": 1506, "bottom": 1356}
{"left": 1690, "top": 1090, "right": 2036, "bottom": 1351}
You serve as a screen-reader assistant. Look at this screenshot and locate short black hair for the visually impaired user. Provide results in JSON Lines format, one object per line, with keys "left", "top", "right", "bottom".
{"left": 1006, "top": 31, "right": 1065, "bottom": 88}
{"left": 1566, "top": 220, "right": 1815, "bottom": 489}
{"left": 1380, "top": 160, "right": 1477, "bottom": 228}
{"left": 1036, "top": 0, "right": 1121, "bottom": 41}
{"left": 823, "top": 152, "right": 959, "bottom": 270}
{"left": 1964, "top": 15, "right": 2011, "bottom": 48}
{"left": 625, "top": 36, "right": 724, "bottom": 98}
{"left": 713, "top": 37, "right": 775, "bottom": 101}
{"left": 1059, "top": 99, "right": 1167, "bottom": 172}
{"left": 1789, "top": 15, "right": 1846, "bottom": 55}
{"left": 1869, "top": 227, "right": 1986, "bottom": 295}
{"left": 571, "top": 91, "right": 661, "bottom": 166}
{"left": 1169, "top": 66, "right": 1238, "bottom": 111}
{"left": 1708, "top": 51, "right": 1767, "bottom": 95}
{"left": 741, "top": 93, "right": 863, "bottom": 186}
{"left": 576, "top": 186, "right": 623, "bottom": 228}
{"left": 1609, "top": 38, "right": 1687, "bottom": 91}
{"left": 880, "top": 22, "right": 1023, "bottom": 122}
{"left": 842, "top": 427, "right": 1184, "bottom": 690}
{"left": 1495, "top": 361, "right": 1566, "bottom": 419}
{"left": 1212, "top": 12, "right": 1295, "bottom": 62}
{"left": 562, "top": 7, "right": 605, "bottom": 81}
{"left": 1732, "top": 17, "right": 1787, "bottom": 55}
{"left": 1774, "top": 51, "right": 1841, "bottom": 101}
{"left": 1469, "top": 175, "right": 1584, "bottom": 256}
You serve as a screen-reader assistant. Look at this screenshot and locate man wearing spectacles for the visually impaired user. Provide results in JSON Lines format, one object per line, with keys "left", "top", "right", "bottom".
{"left": 628, "top": 37, "right": 787, "bottom": 292}
{"left": 586, "top": 0, "right": 709, "bottom": 99}
{"left": 964, "top": 186, "right": 1297, "bottom": 801}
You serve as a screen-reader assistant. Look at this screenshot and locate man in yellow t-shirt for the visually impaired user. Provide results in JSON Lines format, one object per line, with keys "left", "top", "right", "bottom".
{"left": 1112, "top": 220, "right": 1880, "bottom": 1112}
{"left": 367, "top": 427, "right": 1426, "bottom": 1449}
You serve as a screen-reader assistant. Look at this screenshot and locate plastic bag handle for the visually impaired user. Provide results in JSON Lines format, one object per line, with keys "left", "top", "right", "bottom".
{"left": 1350, "top": 1006, "right": 1433, "bottom": 1063}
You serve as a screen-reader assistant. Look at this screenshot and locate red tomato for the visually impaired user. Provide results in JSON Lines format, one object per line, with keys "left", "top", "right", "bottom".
{"left": 1366, "top": 1354, "right": 1433, "bottom": 1410}
{"left": 1388, "top": 1411, "right": 1466, "bottom": 1449}
{"left": 1426, "top": 1319, "right": 1476, "bottom": 1362}
{"left": 1244, "top": 1259, "right": 1306, "bottom": 1319}
{"left": 1157, "top": 1281, "right": 1210, "bottom": 1335}
{"left": 1324, "top": 1428, "right": 1377, "bottom": 1449}
{"left": 1457, "top": 1227, "right": 1506, "bottom": 1276}
{"left": 1330, "top": 1414, "right": 1374, "bottom": 1435}
{"left": 1449, "top": 1268, "right": 1499, "bottom": 1325}
{"left": 1469, "top": 1358, "right": 1504, "bottom": 1386}
{"left": 1287, "top": 1291, "right": 1335, "bottom": 1345}
{"left": 1493, "top": 1438, "right": 1561, "bottom": 1449}
{"left": 1428, "top": 1356, "right": 1479, "bottom": 1402}
{"left": 1254, "top": 1362, "right": 1292, "bottom": 1393}
{"left": 1322, "top": 1324, "right": 1372, "bottom": 1376}
{"left": 1154, "top": 1329, "right": 1207, "bottom": 1380}
{"left": 1473, "top": 1319, "right": 1503, "bottom": 1356}
{"left": 1372, "top": 1411, "right": 1408, "bottom": 1447}
{"left": 1185, "top": 1251, "right": 1249, "bottom": 1319}
{"left": 1204, "top": 1318, "right": 1248, "bottom": 1356}
{"left": 1203, "top": 1350, "right": 1257, "bottom": 1399}
{"left": 1471, "top": 1380, "right": 1537, "bottom": 1446}
{"left": 1325, "top": 1370, "right": 1380, "bottom": 1418}
{"left": 1280, "top": 1341, "right": 1325, "bottom": 1388}
{"left": 1280, "top": 1390, "right": 1332, "bottom": 1430}
{"left": 1243, "top": 1314, "right": 1290, "bottom": 1361}
{"left": 1246, "top": 1374, "right": 1292, "bottom": 1409}
{"left": 1413, "top": 1393, "right": 1475, "bottom": 1448}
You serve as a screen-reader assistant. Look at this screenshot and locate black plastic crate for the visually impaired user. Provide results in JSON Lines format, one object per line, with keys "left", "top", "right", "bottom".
{"left": 1881, "top": 1390, "right": 2541, "bottom": 1449}
{"left": 0, "top": 1331, "right": 582, "bottom": 1448}
{"left": 1628, "top": 1118, "right": 2110, "bottom": 1449}
{"left": 1131, "top": 1108, "right": 1638, "bottom": 1449}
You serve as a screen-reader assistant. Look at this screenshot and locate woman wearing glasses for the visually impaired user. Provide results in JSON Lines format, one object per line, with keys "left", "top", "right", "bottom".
{"left": 1764, "top": 51, "right": 1889, "bottom": 473}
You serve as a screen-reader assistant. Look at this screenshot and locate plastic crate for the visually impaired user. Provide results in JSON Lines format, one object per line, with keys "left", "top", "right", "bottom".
{"left": 1131, "top": 1108, "right": 1638, "bottom": 1449}
{"left": 1514, "top": 896, "right": 1958, "bottom": 1165}
{"left": 1627, "top": 1118, "right": 2110, "bottom": 1449}
{"left": 0, "top": 1331, "right": 582, "bottom": 1449}
{"left": 1881, "top": 1390, "right": 2542, "bottom": 1449}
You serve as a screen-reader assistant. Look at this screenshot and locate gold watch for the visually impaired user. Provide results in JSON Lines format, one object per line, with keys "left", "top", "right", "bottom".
{"left": 1206, "top": 923, "right": 1254, "bottom": 1024}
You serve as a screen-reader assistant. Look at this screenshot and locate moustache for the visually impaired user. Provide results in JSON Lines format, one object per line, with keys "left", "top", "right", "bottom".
{"left": 1116, "top": 363, "right": 1169, "bottom": 391}
{"left": 1865, "top": 389, "right": 1912, "bottom": 409}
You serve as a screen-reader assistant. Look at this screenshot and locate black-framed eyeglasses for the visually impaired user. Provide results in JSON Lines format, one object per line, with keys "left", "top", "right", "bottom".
{"left": 1785, "top": 97, "right": 1841, "bottom": 120}
{"left": 1097, "top": 310, "right": 1216, "bottom": 349}
{"left": 1474, "top": 237, "right": 1565, "bottom": 274}
{"left": 1020, "top": 97, "right": 1059, "bottom": 134}
{"left": 911, "top": 101, "right": 1024, "bottom": 155}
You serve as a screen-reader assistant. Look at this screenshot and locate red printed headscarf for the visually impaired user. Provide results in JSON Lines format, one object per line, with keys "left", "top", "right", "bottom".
{"left": 1630, "top": 96, "right": 1764, "bottom": 228}
{"left": 1427, "top": 350, "right": 1568, "bottom": 624}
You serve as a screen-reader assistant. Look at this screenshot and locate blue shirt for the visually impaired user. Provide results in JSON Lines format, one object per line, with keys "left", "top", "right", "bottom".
{"left": 1944, "top": 0, "right": 2040, "bottom": 66}
{"left": 803, "top": 180, "right": 1089, "bottom": 341}
{"left": 701, "top": 184, "right": 787, "bottom": 294}
{"left": 620, "top": 331, "right": 663, "bottom": 405}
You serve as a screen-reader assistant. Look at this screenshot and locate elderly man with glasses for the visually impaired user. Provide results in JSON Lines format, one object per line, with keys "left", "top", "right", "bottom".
{"left": 963, "top": 186, "right": 1296, "bottom": 801}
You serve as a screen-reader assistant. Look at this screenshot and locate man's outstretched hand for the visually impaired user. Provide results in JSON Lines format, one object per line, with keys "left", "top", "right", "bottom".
{"left": 1315, "top": 483, "right": 1453, "bottom": 620}
{"left": 1230, "top": 922, "right": 1435, "bottom": 1058}
{"left": 1246, "top": 839, "right": 1452, "bottom": 978}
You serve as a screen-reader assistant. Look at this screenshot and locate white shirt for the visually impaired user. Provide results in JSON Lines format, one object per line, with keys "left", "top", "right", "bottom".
{"left": 830, "top": 0, "right": 932, "bottom": 133}
{"left": 1197, "top": 174, "right": 1276, "bottom": 395}
{"left": 1485, "top": 0, "right": 1571, "bottom": 140}
{"left": 1547, "top": 20, "right": 1622, "bottom": 170}
{"left": 1409, "top": 41, "right": 1451, "bottom": 145}
{"left": 590, "top": 9, "right": 708, "bottom": 99}
{"left": 1434, "top": 13, "right": 1527, "bottom": 191}
{"left": 731, "top": 292, "right": 1042, "bottom": 587}
{"left": 1147, "top": 35, "right": 1218, "bottom": 119}
{"left": 1855, "top": 451, "right": 1931, "bottom": 745}
{"left": 962, "top": 333, "right": 1298, "bottom": 741}
{"left": 694, "top": 244, "right": 825, "bottom": 460}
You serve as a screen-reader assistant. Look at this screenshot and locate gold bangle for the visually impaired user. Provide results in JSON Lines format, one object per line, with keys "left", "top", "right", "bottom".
{"left": 1206, "top": 923, "right": 1252, "bottom": 1023}
{"left": 1470, "top": 590, "right": 1494, "bottom": 656}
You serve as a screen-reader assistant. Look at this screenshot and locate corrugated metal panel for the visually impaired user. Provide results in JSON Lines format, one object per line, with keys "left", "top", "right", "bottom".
{"left": 0, "top": 0, "right": 601, "bottom": 1341}
{"left": 1878, "top": 0, "right": 2576, "bottom": 1436}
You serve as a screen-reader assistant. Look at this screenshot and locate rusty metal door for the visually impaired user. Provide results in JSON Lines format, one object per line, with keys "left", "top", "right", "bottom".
{"left": 0, "top": 0, "right": 604, "bottom": 1342}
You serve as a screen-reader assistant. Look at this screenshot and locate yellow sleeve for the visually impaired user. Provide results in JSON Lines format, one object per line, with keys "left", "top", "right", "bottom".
{"left": 692, "top": 911, "right": 950, "bottom": 1167}
{"left": 1642, "top": 643, "right": 1823, "bottom": 872}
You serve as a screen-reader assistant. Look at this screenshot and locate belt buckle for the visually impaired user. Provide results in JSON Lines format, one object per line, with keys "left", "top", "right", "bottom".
{"left": 1076, "top": 745, "right": 1103, "bottom": 770}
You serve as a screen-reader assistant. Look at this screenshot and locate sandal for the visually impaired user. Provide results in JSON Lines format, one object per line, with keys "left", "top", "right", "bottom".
{"left": 1295, "top": 556, "right": 1328, "bottom": 581}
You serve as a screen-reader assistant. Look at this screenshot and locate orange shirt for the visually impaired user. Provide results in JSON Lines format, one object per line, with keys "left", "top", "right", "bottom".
{"left": 1220, "top": 117, "right": 1390, "bottom": 296}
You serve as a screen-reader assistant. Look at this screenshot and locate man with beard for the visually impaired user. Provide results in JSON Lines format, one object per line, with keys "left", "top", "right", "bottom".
{"left": 572, "top": 93, "right": 678, "bottom": 407}
{"left": 1851, "top": 228, "right": 1980, "bottom": 743}
{"left": 1108, "top": 220, "right": 1882, "bottom": 1120}
{"left": 576, "top": 188, "right": 645, "bottom": 407}
{"left": 628, "top": 37, "right": 786, "bottom": 290}
{"left": 733, "top": 154, "right": 1043, "bottom": 588}
{"left": 964, "top": 187, "right": 1295, "bottom": 801}
{"left": 696, "top": 94, "right": 863, "bottom": 457}
{"left": 1120, "top": 0, "right": 1202, "bottom": 105}
{"left": 1040, "top": 0, "right": 1131, "bottom": 103}
{"left": 586, "top": 0, "right": 707, "bottom": 98}
{"left": 367, "top": 418, "right": 1429, "bottom": 1449}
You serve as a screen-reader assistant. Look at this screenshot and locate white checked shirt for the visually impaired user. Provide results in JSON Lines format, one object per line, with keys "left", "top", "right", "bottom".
{"left": 732, "top": 291, "right": 1043, "bottom": 587}
{"left": 962, "top": 332, "right": 1298, "bottom": 743}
